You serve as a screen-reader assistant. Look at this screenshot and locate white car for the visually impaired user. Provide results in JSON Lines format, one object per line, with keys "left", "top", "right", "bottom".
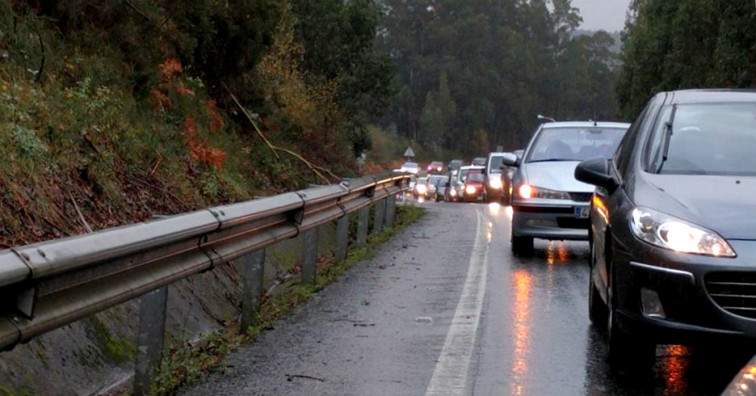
{"left": 400, "top": 161, "right": 420, "bottom": 174}
{"left": 502, "top": 121, "right": 630, "bottom": 256}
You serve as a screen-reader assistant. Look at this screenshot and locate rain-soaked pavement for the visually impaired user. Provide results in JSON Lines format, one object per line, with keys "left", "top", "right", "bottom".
{"left": 180, "top": 201, "right": 752, "bottom": 395}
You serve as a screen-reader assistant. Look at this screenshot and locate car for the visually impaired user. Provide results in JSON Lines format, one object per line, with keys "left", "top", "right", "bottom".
{"left": 413, "top": 176, "right": 429, "bottom": 198}
{"left": 400, "top": 161, "right": 420, "bottom": 175}
{"left": 472, "top": 157, "right": 487, "bottom": 166}
{"left": 444, "top": 170, "right": 460, "bottom": 202}
{"left": 448, "top": 159, "right": 463, "bottom": 172}
{"left": 483, "top": 152, "right": 510, "bottom": 203}
{"left": 462, "top": 170, "right": 486, "bottom": 202}
{"left": 427, "top": 161, "right": 444, "bottom": 174}
{"left": 502, "top": 121, "right": 630, "bottom": 256}
{"left": 427, "top": 174, "right": 449, "bottom": 201}
{"left": 455, "top": 165, "right": 485, "bottom": 202}
{"left": 575, "top": 89, "right": 756, "bottom": 366}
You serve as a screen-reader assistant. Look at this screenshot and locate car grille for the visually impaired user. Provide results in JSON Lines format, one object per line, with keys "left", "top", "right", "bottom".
{"left": 705, "top": 272, "right": 756, "bottom": 319}
{"left": 569, "top": 192, "right": 593, "bottom": 202}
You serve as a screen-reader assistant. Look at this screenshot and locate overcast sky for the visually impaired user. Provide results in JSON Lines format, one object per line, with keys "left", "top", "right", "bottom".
{"left": 571, "top": 0, "right": 631, "bottom": 32}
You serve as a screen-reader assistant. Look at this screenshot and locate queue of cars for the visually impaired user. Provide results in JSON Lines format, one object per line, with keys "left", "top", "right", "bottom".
{"left": 499, "top": 89, "right": 756, "bottom": 370}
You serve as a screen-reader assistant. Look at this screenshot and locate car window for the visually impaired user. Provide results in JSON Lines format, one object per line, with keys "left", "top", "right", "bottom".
{"left": 487, "top": 156, "right": 504, "bottom": 173}
{"left": 525, "top": 127, "right": 627, "bottom": 162}
{"left": 646, "top": 103, "right": 756, "bottom": 176}
{"left": 615, "top": 102, "right": 652, "bottom": 177}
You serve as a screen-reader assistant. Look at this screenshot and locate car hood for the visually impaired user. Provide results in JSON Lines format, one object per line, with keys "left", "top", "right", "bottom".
{"left": 521, "top": 161, "right": 594, "bottom": 192}
{"left": 635, "top": 173, "right": 756, "bottom": 240}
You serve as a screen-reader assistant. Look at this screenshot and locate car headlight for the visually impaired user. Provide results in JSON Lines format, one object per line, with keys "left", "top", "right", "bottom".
{"left": 631, "top": 207, "right": 736, "bottom": 257}
{"left": 489, "top": 178, "right": 502, "bottom": 189}
{"left": 450, "top": 189, "right": 457, "bottom": 196}
{"left": 517, "top": 184, "right": 570, "bottom": 200}
{"left": 465, "top": 185, "right": 476, "bottom": 195}
{"left": 416, "top": 184, "right": 427, "bottom": 194}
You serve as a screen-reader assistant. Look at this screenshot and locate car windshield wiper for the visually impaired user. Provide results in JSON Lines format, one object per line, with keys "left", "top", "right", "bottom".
{"left": 527, "top": 158, "right": 576, "bottom": 163}
{"left": 657, "top": 105, "right": 677, "bottom": 173}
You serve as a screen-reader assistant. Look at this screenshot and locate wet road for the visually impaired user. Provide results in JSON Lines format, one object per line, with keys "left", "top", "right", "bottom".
{"left": 181, "top": 202, "right": 751, "bottom": 395}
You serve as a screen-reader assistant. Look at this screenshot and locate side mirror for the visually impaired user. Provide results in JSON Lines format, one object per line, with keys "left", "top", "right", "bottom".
{"left": 575, "top": 158, "right": 619, "bottom": 193}
{"left": 501, "top": 152, "right": 518, "bottom": 167}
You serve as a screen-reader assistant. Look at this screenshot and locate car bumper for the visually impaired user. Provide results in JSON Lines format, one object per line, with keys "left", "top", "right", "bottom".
{"left": 612, "top": 237, "right": 756, "bottom": 344}
{"left": 511, "top": 201, "right": 590, "bottom": 240}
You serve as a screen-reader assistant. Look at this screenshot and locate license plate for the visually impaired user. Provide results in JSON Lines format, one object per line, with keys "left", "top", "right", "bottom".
{"left": 575, "top": 206, "right": 590, "bottom": 219}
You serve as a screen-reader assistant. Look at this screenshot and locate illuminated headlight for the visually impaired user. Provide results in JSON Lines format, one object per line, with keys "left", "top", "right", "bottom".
{"left": 416, "top": 184, "right": 427, "bottom": 194}
{"left": 631, "top": 207, "right": 736, "bottom": 257}
{"left": 517, "top": 185, "right": 570, "bottom": 200}
{"left": 437, "top": 166, "right": 443, "bottom": 172}
{"left": 465, "top": 185, "right": 476, "bottom": 195}
{"left": 450, "top": 189, "right": 457, "bottom": 197}
{"left": 489, "top": 177, "right": 502, "bottom": 189}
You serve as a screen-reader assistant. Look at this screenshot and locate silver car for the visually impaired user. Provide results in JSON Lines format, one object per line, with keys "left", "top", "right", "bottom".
{"left": 502, "top": 121, "right": 630, "bottom": 256}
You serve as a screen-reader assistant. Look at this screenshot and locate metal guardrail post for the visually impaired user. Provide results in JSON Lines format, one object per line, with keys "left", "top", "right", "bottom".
{"left": 335, "top": 214, "right": 350, "bottom": 262}
{"left": 302, "top": 228, "right": 319, "bottom": 285}
{"left": 385, "top": 194, "right": 396, "bottom": 228}
{"left": 357, "top": 206, "right": 369, "bottom": 246}
{"left": 373, "top": 198, "right": 386, "bottom": 235}
{"left": 240, "top": 249, "right": 265, "bottom": 333}
{"left": 134, "top": 286, "right": 168, "bottom": 396}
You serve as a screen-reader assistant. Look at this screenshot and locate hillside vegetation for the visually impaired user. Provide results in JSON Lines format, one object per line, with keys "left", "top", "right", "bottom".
{"left": 0, "top": 0, "right": 393, "bottom": 247}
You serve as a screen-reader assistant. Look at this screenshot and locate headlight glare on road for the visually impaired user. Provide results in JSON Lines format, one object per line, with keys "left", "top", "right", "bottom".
{"left": 631, "top": 207, "right": 736, "bottom": 257}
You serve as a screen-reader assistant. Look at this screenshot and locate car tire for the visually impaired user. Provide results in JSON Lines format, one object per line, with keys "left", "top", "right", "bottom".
{"left": 588, "top": 247, "right": 608, "bottom": 327}
{"left": 510, "top": 220, "right": 533, "bottom": 257}
{"left": 606, "top": 249, "right": 655, "bottom": 367}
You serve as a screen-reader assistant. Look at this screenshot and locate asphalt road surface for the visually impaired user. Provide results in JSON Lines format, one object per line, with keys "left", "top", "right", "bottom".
{"left": 181, "top": 201, "right": 752, "bottom": 396}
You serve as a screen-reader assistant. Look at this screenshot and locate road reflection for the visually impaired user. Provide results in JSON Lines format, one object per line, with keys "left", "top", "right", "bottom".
{"left": 545, "top": 242, "right": 570, "bottom": 266}
{"left": 511, "top": 270, "right": 532, "bottom": 396}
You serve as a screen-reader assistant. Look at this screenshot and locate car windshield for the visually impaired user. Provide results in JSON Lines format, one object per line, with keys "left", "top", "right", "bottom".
{"left": 526, "top": 127, "right": 626, "bottom": 163}
{"left": 488, "top": 156, "right": 504, "bottom": 173}
{"left": 647, "top": 103, "right": 756, "bottom": 176}
{"left": 428, "top": 176, "right": 448, "bottom": 186}
{"left": 467, "top": 172, "right": 484, "bottom": 182}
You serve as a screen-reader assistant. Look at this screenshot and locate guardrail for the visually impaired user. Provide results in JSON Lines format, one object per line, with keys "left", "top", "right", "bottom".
{"left": 0, "top": 172, "right": 410, "bottom": 394}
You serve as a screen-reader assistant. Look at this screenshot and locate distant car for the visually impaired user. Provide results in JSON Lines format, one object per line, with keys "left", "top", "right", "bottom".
{"left": 455, "top": 165, "right": 484, "bottom": 202}
{"left": 427, "top": 161, "right": 444, "bottom": 174}
{"left": 577, "top": 89, "right": 756, "bottom": 367}
{"left": 427, "top": 174, "right": 449, "bottom": 201}
{"left": 400, "top": 161, "right": 420, "bottom": 175}
{"left": 483, "top": 152, "right": 510, "bottom": 203}
{"left": 448, "top": 159, "right": 463, "bottom": 172}
{"left": 462, "top": 171, "right": 486, "bottom": 202}
{"left": 413, "top": 177, "right": 429, "bottom": 198}
{"left": 444, "top": 170, "right": 459, "bottom": 202}
{"left": 472, "top": 157, "right": 486, "bottom": 166}
{"left": 502, "top": 121, "right": 630, "bottom": 256}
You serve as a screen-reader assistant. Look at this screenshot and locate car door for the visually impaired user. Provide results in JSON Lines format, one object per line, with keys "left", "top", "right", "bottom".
{"left": 592, "top": 100, "right": 658, "bottom": 297}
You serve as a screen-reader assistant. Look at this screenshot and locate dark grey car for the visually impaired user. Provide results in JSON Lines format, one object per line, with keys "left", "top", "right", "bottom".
{"left": 575, "top": 89, "right": 756, "bottom": 367}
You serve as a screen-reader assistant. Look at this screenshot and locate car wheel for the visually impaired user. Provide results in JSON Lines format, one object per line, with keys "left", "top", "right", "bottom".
{"left": 588, "top": 246, "right": 608, "bottom": 327}
{"left": 606, "top": 251, "right": 655, "bottom": 367}
{"left": 510, "top": 217, "right": 533, "bottom": 256}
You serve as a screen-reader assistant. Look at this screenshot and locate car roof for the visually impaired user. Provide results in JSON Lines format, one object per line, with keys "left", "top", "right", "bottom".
{"left": 459, "top": 165, "right": 484, "bottom": 170}
{"left": 662, "top": 89, "right": 756, "bottom": 105}
{"left": 540, "top": 121, "right": 631, "bottom": 129}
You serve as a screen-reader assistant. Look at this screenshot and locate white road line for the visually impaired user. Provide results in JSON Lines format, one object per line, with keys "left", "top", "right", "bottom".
{"left": 426, "top": 208, "right": 490, "bottom": 396}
